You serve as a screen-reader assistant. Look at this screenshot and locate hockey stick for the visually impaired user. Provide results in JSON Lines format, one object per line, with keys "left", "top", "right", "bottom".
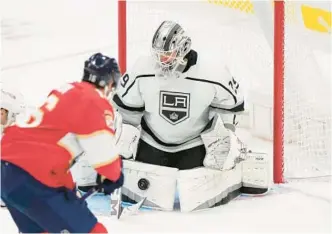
{"left": 79, "top": 188, "right": 98, "bottom": 201}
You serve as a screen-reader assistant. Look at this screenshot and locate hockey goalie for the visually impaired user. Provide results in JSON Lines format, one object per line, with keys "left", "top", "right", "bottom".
{"left": 110, "top": 20, "right": 271, "bottom": 212}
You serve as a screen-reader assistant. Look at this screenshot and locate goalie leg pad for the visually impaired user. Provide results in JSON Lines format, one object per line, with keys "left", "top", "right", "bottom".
{"left": 177, "top": 165, "right": 242, "bottom": 212}
{"left": 241, "top": 151, "right": 270, "bottom": 194}
{"left": 122, "top": 160, "right": 178, "bottom": 211}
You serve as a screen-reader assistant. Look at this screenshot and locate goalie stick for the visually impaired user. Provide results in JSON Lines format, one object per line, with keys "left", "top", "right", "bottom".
{"left": 111, "top": 188, "right": 147, "bottom": 219}
{"left": 80, "top": 187, "right": 147, "bottom": 219}
{"left": 118, "top": 197, "right": 147, "bottom": 219}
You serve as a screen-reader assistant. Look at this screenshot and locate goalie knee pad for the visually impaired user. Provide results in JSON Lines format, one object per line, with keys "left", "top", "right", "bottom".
{"left": 122, "top": 160, "right": 178, "bottom": 211}
{"left": 241, "top": 151, "right": 270, "bottom": 194}
{"left": 177, "top": 165, "right": 242, "bottom": 212}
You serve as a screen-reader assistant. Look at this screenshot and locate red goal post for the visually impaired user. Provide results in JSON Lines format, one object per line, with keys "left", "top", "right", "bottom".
{"left": 118, "top": 0, "right": 127, "bottom": 74}
{"left": 273, "top": 1, "right": 285, "bottom": 183}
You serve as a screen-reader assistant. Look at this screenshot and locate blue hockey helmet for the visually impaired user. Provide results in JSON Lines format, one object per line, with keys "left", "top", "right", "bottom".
{"left": 83, "top": 53, "right": 121, "bottom": 89}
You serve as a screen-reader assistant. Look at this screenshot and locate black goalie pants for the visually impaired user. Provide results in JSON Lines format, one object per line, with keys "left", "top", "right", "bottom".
{"left": 135, "top": 139, "right": 206, "bottom": 170}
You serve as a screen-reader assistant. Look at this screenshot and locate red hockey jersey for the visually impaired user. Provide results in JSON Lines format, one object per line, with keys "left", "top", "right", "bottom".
{"left": 1, "top": 82, "right": 121, "bottom": 189}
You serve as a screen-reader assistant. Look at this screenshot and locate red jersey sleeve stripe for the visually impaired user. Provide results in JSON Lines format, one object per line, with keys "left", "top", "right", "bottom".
{"left": 94, "top": 156, "right": 121, "bottom": 182}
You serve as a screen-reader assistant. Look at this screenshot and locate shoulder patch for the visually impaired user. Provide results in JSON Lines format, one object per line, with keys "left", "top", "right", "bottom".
{"left": 104, "top": 110, "right": 115, "bottom": 130}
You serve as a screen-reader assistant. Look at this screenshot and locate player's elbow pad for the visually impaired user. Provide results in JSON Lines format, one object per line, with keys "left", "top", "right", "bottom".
{"left": 77, "top": 131, "right": 122, "bottom": 181}
{"left": 95, "top": 157, "right": 122, "bottom": 182}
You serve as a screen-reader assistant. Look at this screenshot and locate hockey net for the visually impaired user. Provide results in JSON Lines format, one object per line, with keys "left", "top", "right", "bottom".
{"left": 118, "top": 0, "right": 331, "bottom": 182}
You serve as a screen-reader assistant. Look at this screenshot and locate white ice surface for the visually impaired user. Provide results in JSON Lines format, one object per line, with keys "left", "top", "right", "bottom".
{"left": 0, "top": 179, "right": 331, "bottom": 233}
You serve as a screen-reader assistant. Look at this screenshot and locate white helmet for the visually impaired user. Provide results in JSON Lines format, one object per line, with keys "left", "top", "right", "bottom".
{"left": 1, "top": 88, "right": 25, "bottom": 129}
{"left": 152, "top": 21, "right": 192, "bottom": 76}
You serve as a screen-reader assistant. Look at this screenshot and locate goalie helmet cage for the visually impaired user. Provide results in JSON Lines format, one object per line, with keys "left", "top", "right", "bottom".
{"left": 117, "top": 0, "right": 331, "bottom": 184}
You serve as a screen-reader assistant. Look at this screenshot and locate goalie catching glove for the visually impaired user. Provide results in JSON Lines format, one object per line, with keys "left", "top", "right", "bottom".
{"left": 201, "top": 113, "right": 270, "bottom": 191}
{"left": 201, "top": 113, "right": 247, "bottom": 171}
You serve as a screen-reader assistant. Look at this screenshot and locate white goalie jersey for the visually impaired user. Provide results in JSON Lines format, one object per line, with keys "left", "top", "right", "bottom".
{"left": 113, "top": 50, "right": 245, "bottom": 152}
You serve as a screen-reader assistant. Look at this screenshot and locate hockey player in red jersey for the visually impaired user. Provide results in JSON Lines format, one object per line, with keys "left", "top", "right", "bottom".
{"left": 1, "top": 53, "right": 123, "bottom": 233}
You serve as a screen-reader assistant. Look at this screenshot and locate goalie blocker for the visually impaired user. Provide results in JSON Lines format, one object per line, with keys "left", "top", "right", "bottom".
{"left": 122, "top": 114, "right": 270, "bottom": 212}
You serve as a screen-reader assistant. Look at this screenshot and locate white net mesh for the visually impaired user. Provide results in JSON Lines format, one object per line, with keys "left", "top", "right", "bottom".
{"left": 124, "top": 0, "right": 331, "bottom": 180}
{"left": 282, "top": 4, "right": 331, "bottom": 178}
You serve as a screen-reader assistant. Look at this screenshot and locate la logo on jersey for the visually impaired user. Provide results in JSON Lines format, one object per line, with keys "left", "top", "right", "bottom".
{"left": 159, "top": 91, "right": 190, "bottom": 125}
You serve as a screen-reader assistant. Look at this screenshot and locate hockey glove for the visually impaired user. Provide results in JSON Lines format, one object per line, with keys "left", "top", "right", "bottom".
{"left": 96, "top": 173, "right": 124, "bottom": 195}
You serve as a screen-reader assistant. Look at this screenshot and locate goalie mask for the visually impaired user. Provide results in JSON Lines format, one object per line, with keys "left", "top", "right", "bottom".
{"left": 152, "top": 21, "right": 191, "bottom": 76}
